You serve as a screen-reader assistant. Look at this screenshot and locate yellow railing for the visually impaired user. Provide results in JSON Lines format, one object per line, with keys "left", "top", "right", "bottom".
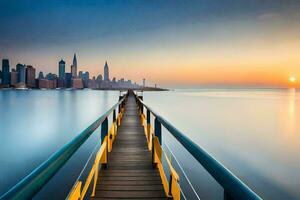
{"left": 140, "top": 112, "right": 181, "bottom": 200}
{"left": 67, "top": 108, "right": 124, "bottom": 200}
{"left": 68, "top": 136, "right": 107, "bottom": 200}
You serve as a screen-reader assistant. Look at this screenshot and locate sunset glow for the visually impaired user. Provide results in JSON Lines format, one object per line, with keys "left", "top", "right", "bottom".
{"left": 289, "top": 76, "right": 296, "bottom": 83}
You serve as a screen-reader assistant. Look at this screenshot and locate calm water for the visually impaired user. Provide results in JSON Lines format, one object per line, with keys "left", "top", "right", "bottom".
{"left": 0, "top": 89, "right": 119, "bottom": 198}
{"left": 143, "top": 88, "right": 300, "bottom": 200}
{"left": 0, "top": 89, "right": 299, "bottom": 199}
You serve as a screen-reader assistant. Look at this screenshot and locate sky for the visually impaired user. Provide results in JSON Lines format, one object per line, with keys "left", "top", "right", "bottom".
{"left": 0, "top": 0, "right": 300, "bottom": 88}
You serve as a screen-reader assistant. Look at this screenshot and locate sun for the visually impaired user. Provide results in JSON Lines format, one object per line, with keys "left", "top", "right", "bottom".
{"left": 289, "top": 76, "right": 296, "bottom": 83}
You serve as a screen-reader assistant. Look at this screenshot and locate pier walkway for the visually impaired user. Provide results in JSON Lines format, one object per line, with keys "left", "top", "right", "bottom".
{"left": 91, "top": 93, "right": 166, "bottom": 199}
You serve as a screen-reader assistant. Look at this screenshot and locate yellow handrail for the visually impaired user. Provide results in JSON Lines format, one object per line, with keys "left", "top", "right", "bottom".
{"left": 67, "top": 136, "right": 107, "bottom": 200}
{"left": 67, "top": 108, "right": 125, "bottom": 200}
{"left": 139, "top": 109, "right": 181, "bottom": 200}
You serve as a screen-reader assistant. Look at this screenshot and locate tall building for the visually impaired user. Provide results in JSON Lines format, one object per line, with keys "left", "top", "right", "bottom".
{"left": 78, "top": 71, "right": 83, "bottom": 78}
{"left": 16, "top": 64, "right": 26, "bottom": 84}
{"left": 71, "top": 53, "right": 77, "bottom": 78}
{"left": 26, "top": 65, "right": 36, "bottom": 88}
{"left": 104, "top": 61, "right": 109, "bottom": 81}
{"left": 58, "top": 60, "right": 65, "bottom": 79}
{"left": 2, "top": 59, "right": 10, "bottom": 86}
{"left": 38, "top": 71, "right": 44, "bottom": 79}
{"left": 82, "top": 72, "right": 89, "bottom": 88}
{"left": 65, "top": 73, "right": 72, "bottom": 88}
{"left": 143, "top": 78, "right": 146, "bottom": 88}
{"left": 58, "top": 60, "right": 66, "bottom": 88}
{"left": 10, "top": 69, "right": 19, "bottom": 87}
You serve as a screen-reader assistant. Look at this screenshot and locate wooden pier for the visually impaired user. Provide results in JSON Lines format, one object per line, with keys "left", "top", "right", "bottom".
{"left": 91, "top": 93, "right": 166, "bottom": 199}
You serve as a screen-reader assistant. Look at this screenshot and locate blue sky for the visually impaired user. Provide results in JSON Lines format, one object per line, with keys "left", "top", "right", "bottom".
{"left": 1, "top": 0, "right": 300, "bottom": 86}
{"left": 0, "top": 0, "right": 296, "bottom": 47}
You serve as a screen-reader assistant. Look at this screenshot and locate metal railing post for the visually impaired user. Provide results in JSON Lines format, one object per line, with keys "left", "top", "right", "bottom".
{"left": 101, "top": 117, "right": 108, "bottom": 169}
{"left": 111, "top": 109, "right": 116, "bottom": 148}
{"left": 146, "top": 110, "right": 151, "bottom": 143}
{"left": 168, "top": 175, "right": 173, "bottom": 196}
{"left": 151, "top": 136, "right": 156, "bottom": 168}
{"left": 113, "top": 110, "right": 116, "bottom": 122}
{"left": 101, "top": 117, "right": 108, "bottom": 142}
{"left": 154, "top": 118, "right": 162, "bottom": 144}
{"left": 152, "top": 117, "right": 162, "bottom": 168}
{"left": 141, "top": 102, "right": 144, "bottom": 114}
{"left": 147, "top": 109, "right": 151, "bottom": 124}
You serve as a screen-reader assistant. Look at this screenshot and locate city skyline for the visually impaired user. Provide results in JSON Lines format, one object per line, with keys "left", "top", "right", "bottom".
{"left": 0, "top": 54, "right": 142, "bottom": 85}
{"left": 0, "top": 54, "right": 144, "bottom": 90}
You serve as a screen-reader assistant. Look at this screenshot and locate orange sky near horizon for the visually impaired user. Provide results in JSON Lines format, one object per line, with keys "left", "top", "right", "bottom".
{"left": 77, "top": 16, "right": 300, "bottom": 88}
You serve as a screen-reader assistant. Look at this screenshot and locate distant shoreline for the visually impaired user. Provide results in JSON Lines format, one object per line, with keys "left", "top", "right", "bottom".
{"left": 0, "top": 87, "right": 169, "bottom": 91}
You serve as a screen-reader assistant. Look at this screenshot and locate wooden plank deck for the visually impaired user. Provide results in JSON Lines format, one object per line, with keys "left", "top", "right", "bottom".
{"left": 91, "top": 93, "right": 167, "bottom": 199}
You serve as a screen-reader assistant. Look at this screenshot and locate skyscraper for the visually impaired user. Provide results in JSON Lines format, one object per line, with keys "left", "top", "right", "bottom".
{"left": 65, "top": 73, "right": 72, "bottom": 88}
{"left": 58, "top": 60, "right": 66, "bottom": 88}
{"left": 104, "top": 61, "right": 109, "bottom": 81}
{"left": 16, "top": 63, "right": 26, "bottom": 84}
{"left": 26, "top": 65, "right": 36, "bottom": 88}
{"left": 10, "top": 69, "right": 19, "bottom": 87}
{"left": 2, "top": 59, "right": 10, "bottom": 86}
{"left": 82, "top": 71, "right": 89, "bottom": 88}
{"left": 71, "top": 53, "right": 77, "bottom": 78}
{"left": 78, "top": 71, "right": 83, "bottom": 78}
{"left": 58, "top": 60, "right": 66, "bottom": 79}
{"left": 38, "top": 71, "right": 44, "bottom": 79}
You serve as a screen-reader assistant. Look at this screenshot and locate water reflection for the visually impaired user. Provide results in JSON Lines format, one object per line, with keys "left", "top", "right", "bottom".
{"left": 281, "top": 88, "right": 299, "bottom": 152}
{"left": 288, "top": 88, "right": 296, "bottom": 128}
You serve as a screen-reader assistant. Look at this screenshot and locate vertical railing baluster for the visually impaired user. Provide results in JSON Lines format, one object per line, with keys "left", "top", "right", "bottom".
{"left": 168, "top": 175, "right": 173, "bottom": 196}
{"left": 147, "top": 109, "right": 151, "bottom": 144}
{"left": 152, "top": 117, "right": 162, "bottom": 168}
{"left": 146, "top": 110, "right": 151, "bottom": 124}
{"left": 155, "top": 118, "right": 162, "bottom": 144}
{"left": 151, "top": 136, "right": 156, "bottom": 168}
{"left": 101, "top": 117, "right": 108, "bottom": 142}
{"left": 101, "top": 117, "right": 108, "bottom": 169}
{"left": 109, "top": 109, "right": 116, "bottom": 151}
{"left": 113, "top": 109, "right": 116, "bottom": 123}
{"left": 140, "top": 101, "right": 144, "bottom": 114}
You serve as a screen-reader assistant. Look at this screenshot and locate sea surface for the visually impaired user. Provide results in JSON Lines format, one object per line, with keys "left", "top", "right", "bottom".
{"left": 0, "top": 88, "right": 299, "bottom": 199}
{"left": 143, "top": 88, "right": 300, "bottom": 200}
{"left": 0, "top": 89, "right": 120, "bottom": 199}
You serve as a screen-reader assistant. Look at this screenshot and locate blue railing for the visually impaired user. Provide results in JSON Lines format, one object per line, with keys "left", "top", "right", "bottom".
{"left": 135, "top": 94, "right": 262, "bottom": 200}
{"left": 0, "top": 94, "right": 127, "bottom": 200}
